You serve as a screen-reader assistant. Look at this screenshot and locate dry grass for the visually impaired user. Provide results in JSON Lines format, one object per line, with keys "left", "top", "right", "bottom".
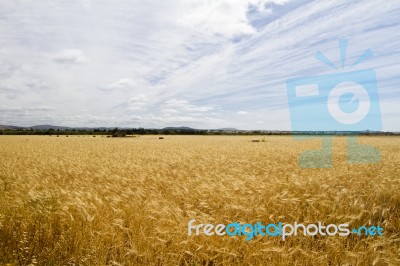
{"left": 0, "top": 135, "right": 399, "bottom": 265}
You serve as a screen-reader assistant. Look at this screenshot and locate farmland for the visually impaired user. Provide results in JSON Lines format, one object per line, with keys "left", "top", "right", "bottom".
{"left": 0, "top": 135, "right": 399, "bottom": 265}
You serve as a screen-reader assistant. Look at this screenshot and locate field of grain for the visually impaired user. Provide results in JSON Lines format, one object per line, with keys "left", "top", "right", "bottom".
{"left": 0, "top": 135, "right": 399, "bottom": 265}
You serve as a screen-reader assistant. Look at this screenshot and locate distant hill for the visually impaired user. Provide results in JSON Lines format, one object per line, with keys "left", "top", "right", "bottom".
{"left": 0, "top": 125, "right": 20, "bottom": 130}
{"left": 162, "top": 126, "right": 196, "bottom": 131}
{"left": 0, "top": 124, "right": 398, "bottom": 136}
{"left": 29, "top": 125, "right": 71, "bottom": 130}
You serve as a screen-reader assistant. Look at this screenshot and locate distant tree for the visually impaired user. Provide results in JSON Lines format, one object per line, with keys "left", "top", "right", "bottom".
{"left": 137, "top": 128, "right": 146, "bottom": 135}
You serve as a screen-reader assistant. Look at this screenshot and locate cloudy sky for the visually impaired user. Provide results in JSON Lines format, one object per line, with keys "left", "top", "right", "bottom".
{"left": 0, "top": 0, "right": 399, "bottom": 130}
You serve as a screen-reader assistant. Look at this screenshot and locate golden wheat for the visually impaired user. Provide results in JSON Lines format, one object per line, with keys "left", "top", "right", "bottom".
{"left": 0, "top": 135, "right": 399, "bottom": 265}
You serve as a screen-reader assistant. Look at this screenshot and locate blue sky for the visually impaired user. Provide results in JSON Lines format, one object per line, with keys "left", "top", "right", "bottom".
{"left": 0, "top": 0, "right": 399, "bottom": 130}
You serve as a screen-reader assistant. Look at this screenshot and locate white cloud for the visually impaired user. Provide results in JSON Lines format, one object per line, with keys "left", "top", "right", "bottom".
{"left": 237, "top": 111, "right": 249, "bottom": 115}
{"left": 0, "top": 61, "right": 50, "bottom": 99}
{"left": 160, "top": 108, "right": 180, "bottom": 115}
{"left": 113, "top": 78, "right": 136, "bottom": 88}
{"left": 0, "top": 0, "right": 399, "bottom": 131}
{"left": 179, "top": 0, "right": 291, "bottom": 38}
{"left": 127, "top": 94, "right": 148, "bottom": 111}
{"left": 105, "top": 78, "right": 145, "bottom": 91}
{"left": 164, "top": 99, "right": 214, "bottom": 112}
{"left": 53, "top": 49, "right": 87, "bottom": 64}
{"left": 0, "top": 105, "right": 54, "bottom": 112}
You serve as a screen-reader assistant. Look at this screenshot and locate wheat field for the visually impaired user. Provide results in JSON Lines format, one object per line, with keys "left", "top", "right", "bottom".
{"left": 0, "top": 135, "right": 399, "bottom": 265}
